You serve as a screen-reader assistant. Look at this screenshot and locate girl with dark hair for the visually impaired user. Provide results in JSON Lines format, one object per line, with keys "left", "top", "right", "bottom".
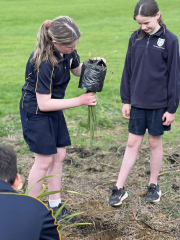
{"left": 20, "top": 16, "right": 106, "bottom": 222}
{"left": 109, "top": 0, "right": 180, "bottom": 206}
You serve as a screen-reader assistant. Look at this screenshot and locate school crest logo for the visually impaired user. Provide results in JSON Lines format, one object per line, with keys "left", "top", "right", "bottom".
{"left": 70, "top": 58, "right": 73, "bottom": 68}
{"left": 157, "top": 38, "right": 165, "bottom": 47}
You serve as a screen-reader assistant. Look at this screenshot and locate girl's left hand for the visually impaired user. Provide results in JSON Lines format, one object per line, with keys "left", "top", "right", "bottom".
{"left": 162, "top": 112, "right": 175, "bottom": 126}
{"left": 93, "top": 57, "right": 106, "bottom": 63}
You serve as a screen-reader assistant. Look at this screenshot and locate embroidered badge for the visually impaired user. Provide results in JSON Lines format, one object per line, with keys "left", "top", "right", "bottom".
{"left": 157, "top": 38, "right": 165, "bottom": 47}
{"left": 70, "top": 58, "right": 73, "bottom": 68}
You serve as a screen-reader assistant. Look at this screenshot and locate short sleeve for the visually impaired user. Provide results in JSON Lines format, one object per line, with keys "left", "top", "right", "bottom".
{"left": 70, "top": 50, "right": 80, "bottom": 69}
{"left": 35, "top": 61, "right": 54, "bottom": 95}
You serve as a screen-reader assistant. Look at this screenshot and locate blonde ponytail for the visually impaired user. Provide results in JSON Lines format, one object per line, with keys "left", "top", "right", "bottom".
{"left": 31, "top": 16, "right": 81, "bottom": 69}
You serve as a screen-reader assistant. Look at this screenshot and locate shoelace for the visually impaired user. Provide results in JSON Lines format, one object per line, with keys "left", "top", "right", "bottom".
{"left": 112, "top": 188, "right": 122, "bottom": 196}
{"left": 60, "top": 206, "right": 71, "bottom": 216}
{"left": 147, "top": 185, "right": 156, "bottom": 194}
{"left": 112, "top": 189, "right": 118, "bottom": 196}
{"left": 60, "top": 206, "right": 78, "bottom": 222}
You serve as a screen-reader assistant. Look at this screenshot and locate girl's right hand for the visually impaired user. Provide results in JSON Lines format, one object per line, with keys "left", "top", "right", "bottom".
{"left": 122, "top": 104, "right": 130, "bottom": 119}
{"left": 79, "top": 92, "right": 97, "bottom": 106}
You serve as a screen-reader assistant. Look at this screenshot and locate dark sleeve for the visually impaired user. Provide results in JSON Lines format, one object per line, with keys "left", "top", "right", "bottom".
{"left": 70, "top": 50, "right": 80, "bottom": 69}
{"left": 167, "top": 39, "right": 180, "bottom": 113}
{"left": 120, "top": 37, "right": 132, "bottom": 104}
{"left": 40, "top": 209, "right": 60, "bottom": 240}
{"left": 35, "top": 61, "right": 55, "bottom": 95}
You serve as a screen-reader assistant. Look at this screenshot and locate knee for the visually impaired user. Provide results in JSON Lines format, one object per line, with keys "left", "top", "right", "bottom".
{"left": 149, "top": 138, "right": 162, "bottom": 150}
{"left": 34, "top": 154, "right": 53, "bottom": 171}
{"left": 55, "top": 148, "right": 66, "bottom": 163}
{"left": 127, "top": 139, "right": 139, "bottom": 149}
{"left": 37, "top": 160, "right": 53, "bottom": 171}
{"left": 126, "top": 134, "right": 143, "bottom": 150}
{"left": 59, "top": 151, "right": 66, "bottom": 162}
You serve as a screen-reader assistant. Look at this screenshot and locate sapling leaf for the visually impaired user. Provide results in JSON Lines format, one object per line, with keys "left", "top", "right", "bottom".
{"left": 63, "top": 212, "right": 84, "bottom": 220}
{"left": 54, "top": 200, "right": 68, "bottom": 218}
{"left": 37, "top": 190, "right": 81, "bottom": 199}
{"left": 25, "top": 183, "right": 36, "bottom": 195}
{"left": 37, "top": 174, "right": 59, "bottom": 183}
{"left": 38, "top": 184, "right": 48, "bottom": 197}
{"left": 25, "top": 175, "right": 59, "bottom": 195}
{"left": 62, "top": 212, "right": 84, "bottom": 224}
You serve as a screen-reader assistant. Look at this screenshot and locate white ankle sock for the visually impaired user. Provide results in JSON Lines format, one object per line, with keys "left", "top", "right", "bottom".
{"left": 49, "top": 199, "right": 61, "bottom": 208}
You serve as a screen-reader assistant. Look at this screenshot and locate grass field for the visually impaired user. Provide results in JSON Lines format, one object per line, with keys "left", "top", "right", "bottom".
{"left": 1, "top": 0, "right": 180, "bottom": 145}
{"left": 0, "top": 1, "right": 180, "bottom": 239}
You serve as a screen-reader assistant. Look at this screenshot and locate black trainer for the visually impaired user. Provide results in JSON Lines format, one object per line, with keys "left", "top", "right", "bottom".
{"left": 146, "top": 183, "right": 161, "bottom": 203}
{"left": 48, "top": 203, "right": 78, "bottom": 223}
{"left": 108, "top": 186, "right": 128, "bottom": 206}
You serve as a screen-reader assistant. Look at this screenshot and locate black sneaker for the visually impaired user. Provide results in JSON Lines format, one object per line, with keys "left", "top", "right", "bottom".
{"left": 108, "top": 186, "right": 128, "bottom": 206}
{"left": 48, "top": 203, "right": 78, "bottom": 223}
{"left": 146, "top": 183, "right": 161, "bottom": 203}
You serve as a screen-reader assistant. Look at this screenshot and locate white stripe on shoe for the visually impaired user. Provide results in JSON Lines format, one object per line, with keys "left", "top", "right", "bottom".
{"left": 151, "top": 190, "right": 162, "bottom": 202}
{"left": 113, "top": 192, "right": 128, "bottom": 206}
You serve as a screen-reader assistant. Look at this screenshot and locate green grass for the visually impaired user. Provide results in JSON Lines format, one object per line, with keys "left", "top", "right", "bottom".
{"left": 0, "top": 0, "right": 180, "bottom": 147}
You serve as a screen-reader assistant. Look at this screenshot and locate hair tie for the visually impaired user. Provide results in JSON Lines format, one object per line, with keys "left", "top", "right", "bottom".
{"left": 44, "top": 20, "right": 52, "bottom": 28}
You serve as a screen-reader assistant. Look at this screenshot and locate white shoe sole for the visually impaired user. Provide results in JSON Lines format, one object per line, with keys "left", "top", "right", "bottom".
{"left": 147, "top": 190, "right": 162, "bottom": 202}
{"left": 111, "top": 192, "right": 128, "bottom": 206}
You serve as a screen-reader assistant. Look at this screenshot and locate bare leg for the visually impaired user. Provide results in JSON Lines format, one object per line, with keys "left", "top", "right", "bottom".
{"left": 47, "top": 147, "right": 66, "bottom": 200}
{"left": 28, "top": 154, "right": 53, "bottom": 197}
{"left": 148, "top": 134, "right": 163, "bottom": 185}
{"left": 116, "top": 133, "right": 144, "bottom": 189}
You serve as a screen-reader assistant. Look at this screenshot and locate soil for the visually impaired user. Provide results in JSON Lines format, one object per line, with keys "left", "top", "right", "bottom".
{"left": 1, "top": 128, "right": 180, "bottom": 240}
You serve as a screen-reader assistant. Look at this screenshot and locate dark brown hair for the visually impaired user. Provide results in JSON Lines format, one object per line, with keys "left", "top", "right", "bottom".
{"left": 133, "top": 0, "right": 164, "bottom": 39}
{"left": 0, "top": 145, "right": 17, "bottom": 185}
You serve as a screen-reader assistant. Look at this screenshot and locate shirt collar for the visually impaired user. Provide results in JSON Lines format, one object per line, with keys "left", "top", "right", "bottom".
{"left": 146, "top": 24, "right": 166, "bottom": 38}
{"left": 0, "top": 180, "right": 17, "bottom": 193}
{"left": 53, "top": 50, "right": 71, "bottom": 61}
{"left": 53, "top": 50, "right": 63, "bottom": 60}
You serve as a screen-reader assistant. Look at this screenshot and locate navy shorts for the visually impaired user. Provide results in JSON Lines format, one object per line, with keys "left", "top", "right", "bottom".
{"left": 20, "top": 107, "right": 71, "bottom": 155}
{"left": 128, "top": 107, "right": 171, "bottom": 136}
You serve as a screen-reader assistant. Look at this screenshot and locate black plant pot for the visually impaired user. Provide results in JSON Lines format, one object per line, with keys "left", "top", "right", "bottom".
{"left": 78, "top": 59, "right": 107, "bottom": 92}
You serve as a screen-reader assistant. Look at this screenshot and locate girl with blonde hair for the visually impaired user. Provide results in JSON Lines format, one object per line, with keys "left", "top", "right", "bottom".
{"left": 20, "top": 16, "right": 106, "bottom": 222}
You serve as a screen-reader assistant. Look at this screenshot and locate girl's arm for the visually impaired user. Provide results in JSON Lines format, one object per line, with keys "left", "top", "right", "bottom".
{"left": 166, "top": 38, "right": 180, "bottom": 114}
{"left": 120, "top": 38, "right": 132, "bottom": 104}
{"left": 36, "top": 92, "right": 97, "bottom": 112}
{"left": 70, "top": 63, "right": 82, "bottom": 77}
{"left": 162, "top": 39, "right": 180, "bottom": 126}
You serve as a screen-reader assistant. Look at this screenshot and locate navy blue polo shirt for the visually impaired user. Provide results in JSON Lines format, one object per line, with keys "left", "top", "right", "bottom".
{"left": 21, "top": 50, "right": 80, "bottom": 115}
{"left": 0, "top": 180, "right": 60, "bottom": 240}
{"left": 120, "top": 24, "right": 180, "bottom": 113}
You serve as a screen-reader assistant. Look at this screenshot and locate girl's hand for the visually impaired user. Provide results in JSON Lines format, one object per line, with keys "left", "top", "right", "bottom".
{"left": 92, "top": 57, "right": 106, "bottom": 63}
{"left": 162, "top": 112, "right": 175, "bottom": 126}
{"left": 79, "top": 92, "right": 97, "bottom": 106}
{"left": 122, "top": 104, "right": 130, "bottom": 119}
